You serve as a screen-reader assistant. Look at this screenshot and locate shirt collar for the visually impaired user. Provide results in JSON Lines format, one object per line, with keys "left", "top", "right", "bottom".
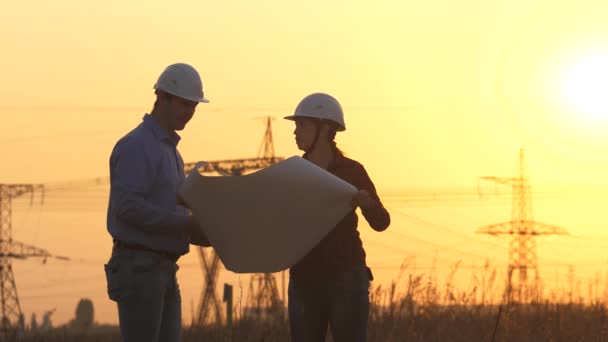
{"left": 302, "top": 146, "right": 343, "bottom": 171}
{"left": 142, "top": 114, "right": 181, "bottom": 147}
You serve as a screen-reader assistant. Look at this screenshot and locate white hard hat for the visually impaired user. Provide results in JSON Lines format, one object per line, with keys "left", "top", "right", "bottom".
{"left": 284, "top": 93, "right": 345, "bottom": 131}
{"left": 153, "top": 63, "right": 209, "bottom": 103}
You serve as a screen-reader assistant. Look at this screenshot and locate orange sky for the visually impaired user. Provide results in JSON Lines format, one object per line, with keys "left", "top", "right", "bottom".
{"left": 2, "top": 0, "right": 608, "bottom": 325}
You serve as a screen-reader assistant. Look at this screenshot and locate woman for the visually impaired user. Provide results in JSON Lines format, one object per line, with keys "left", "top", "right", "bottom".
{"left": 285, "top": 93, "right": 391, "bottom": 342}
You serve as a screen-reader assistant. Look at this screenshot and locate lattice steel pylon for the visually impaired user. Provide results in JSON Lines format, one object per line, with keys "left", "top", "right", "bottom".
{"left": 476, "top": 149, "right": 568, "bottom": 303}
{"left": 254, "top": 117, "right": 282, "bottom": 318}
{"left": 195, "top": 247, "right": 222, "bottom": 326}
{"left": 257, "top": 116, "right": 275, "bottom": 159}
{"left": 246, "top": 272, "right": 283, "bottom": 320}
{"left": 184, "top": 116, "right": 284, "bottom": 326}
{"left": 0, "top": 184, "right": 51, "bottom": 334}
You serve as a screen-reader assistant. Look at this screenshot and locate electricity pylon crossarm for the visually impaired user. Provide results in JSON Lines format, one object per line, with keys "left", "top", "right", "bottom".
{"left": 477, "top": 221, "right": 569, "bottom": 237}
{"left": 1, "top": 241, "right": 51, "bottom": 259}
{"left": 184, "top": 157, "right": 281, "bottom": 176}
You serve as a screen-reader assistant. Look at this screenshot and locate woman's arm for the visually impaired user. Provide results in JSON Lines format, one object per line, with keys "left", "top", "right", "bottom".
{"left": 352, "top": 165, "right": 391, "bottom": 232}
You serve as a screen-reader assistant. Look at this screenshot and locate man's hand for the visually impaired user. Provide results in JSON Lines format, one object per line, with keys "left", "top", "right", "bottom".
{"left": 187, "top": 215, "right": 211, "bottom": 247}
{"left": 177, "top": 193, "right": 190, "bottom": 209}
{"left": 351, "top": 190, "right": 376, "bottom": 210}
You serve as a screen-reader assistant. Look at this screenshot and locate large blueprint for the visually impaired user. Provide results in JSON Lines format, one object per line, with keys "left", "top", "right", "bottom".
{"left": 178, "top": 156, "right": 357, "bottom": 273}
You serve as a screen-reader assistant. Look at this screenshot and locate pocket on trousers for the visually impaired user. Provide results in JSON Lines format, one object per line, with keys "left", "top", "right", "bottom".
{"left": 104, "top": 257, "right": 132, "bottom": 302}
{"left": 132, "top": 251, "right": 164, "bottom": 273}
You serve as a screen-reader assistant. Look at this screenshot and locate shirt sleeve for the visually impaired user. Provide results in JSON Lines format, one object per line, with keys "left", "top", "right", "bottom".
{"left": 353, "top": 164, "right": 391, "bottom": 232}
{"left": 110, "top": 136, "right": 191, "bottom": 234}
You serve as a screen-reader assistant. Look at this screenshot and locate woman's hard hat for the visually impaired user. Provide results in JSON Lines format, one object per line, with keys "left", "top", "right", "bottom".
{"left": 153, "top": 63, "right": 209, "bottom": 103}
{"left": 284, "top": 93, "right": 345, "bottom": 131}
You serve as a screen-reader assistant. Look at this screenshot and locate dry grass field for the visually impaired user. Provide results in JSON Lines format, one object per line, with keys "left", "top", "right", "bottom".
{"left": 9, "top": 303, "right": 608, "bottom": 342}
{"left": 8, "top": 265, "right": 608, "bottom": 341}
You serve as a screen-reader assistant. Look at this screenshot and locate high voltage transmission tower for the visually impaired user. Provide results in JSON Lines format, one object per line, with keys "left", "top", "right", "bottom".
{"left": 247, "top": 271, "right": 283, "bottom": 319}
{"left": 0, "top": 184, "right": 68, "bottom": 335}
{"left": 476, "top": 149, "right": 568, "bottom": 302}
{"left": 184, "top": 116, "right": 284, "bottom": 325}
{"left": 249, "top": 116, "right": 284, "bottom": 320}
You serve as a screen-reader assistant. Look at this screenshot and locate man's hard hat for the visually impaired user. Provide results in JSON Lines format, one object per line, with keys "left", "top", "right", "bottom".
{"left": 284, "top": 93, "right": 345, "bottom": 131}
{"left": 153, "top": 63, "right": 209, "bottom": 103}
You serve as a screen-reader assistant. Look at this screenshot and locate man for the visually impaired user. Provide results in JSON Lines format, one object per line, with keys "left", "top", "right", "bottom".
{"left": 105, "top": 63, "right": 210, "bottom": 341}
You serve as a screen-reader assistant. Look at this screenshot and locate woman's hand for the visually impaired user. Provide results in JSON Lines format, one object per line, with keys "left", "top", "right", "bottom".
{"left": 351, "top": 190, "right": 376, "bottom": 210}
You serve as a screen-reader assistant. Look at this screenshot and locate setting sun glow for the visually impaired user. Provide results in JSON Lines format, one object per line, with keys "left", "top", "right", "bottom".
{"left": 560, "top": 52, "right": 608, "bottom": 121}
{"left": 3, "top": 0, "right": 608, "bottom": 331}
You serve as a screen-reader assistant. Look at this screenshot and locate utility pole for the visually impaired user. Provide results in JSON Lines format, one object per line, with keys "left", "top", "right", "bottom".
{"left": 184, "top": 116, "right": 284, "bottom": 326}
{"left": 0, "top": 184, "right": 56, "bottom": 334}
{"left": 476, "top": 149, "right": 568, "bottom": 303}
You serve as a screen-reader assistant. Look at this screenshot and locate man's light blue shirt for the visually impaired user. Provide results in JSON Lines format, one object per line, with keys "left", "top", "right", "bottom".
{"left": 107, "top": 114, "right": 191, "bottom": 255}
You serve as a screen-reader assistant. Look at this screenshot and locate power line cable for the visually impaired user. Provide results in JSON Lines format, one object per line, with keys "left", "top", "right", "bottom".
{"left": 388, "top": 205, "right": 506, "bottom": 249}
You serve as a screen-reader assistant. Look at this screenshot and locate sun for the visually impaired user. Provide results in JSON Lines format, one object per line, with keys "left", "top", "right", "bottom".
{"left": 560, "top": 52, "right": 608, "bottom": 122}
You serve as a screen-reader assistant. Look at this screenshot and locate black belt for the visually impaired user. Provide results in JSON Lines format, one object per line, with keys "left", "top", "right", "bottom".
{"left": 113, "top": 239, "right": 180, "bottom": 262}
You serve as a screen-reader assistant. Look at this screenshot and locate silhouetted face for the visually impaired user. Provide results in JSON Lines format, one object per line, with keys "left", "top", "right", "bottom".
{"left": 158, "top": 94, "right": 198, "bottom": 131}
{"left": 293, "top": 117, "right": 317, "bottom": 151}
{"left": 169, "top": 96, "right": 198, "bottom": 131}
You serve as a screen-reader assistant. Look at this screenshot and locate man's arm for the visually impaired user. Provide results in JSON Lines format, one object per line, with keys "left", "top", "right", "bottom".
{"left": 178, "top": 194, "right": 212, "bottom": 247}
{"left": 110, "top": 137, "right": 191, "bottom": 234}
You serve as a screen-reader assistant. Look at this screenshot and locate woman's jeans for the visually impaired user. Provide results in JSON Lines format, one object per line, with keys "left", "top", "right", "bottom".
{"left": 104, "top": 247, "right": 181, "bottom": 342}
{"left": 288, "top": 264, "right": 371, "bottom": 342}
